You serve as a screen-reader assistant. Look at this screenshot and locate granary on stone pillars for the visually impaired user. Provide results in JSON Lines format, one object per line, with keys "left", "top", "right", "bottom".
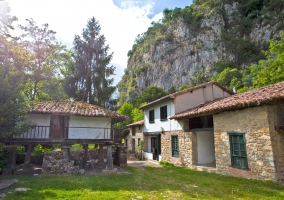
{"left": 170, "top": 81, "right": 284, "bottom": 181}
{"left": 0, "top": 100, "right": 128, "bottom": 174}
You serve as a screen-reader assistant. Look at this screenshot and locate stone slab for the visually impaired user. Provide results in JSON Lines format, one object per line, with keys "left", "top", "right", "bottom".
{"left": 0, "top": 179, "right": 18, "bottom": 193}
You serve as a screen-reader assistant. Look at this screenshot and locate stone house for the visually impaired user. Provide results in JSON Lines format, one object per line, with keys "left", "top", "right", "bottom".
{"left": 125, "top": 120, "right": 144, "bottom": 154}
{"left": 138, "top": 81, "right": 234, "bottom": 162}
{"left": 171, "top": 81, "right": 284, "bottom": 181}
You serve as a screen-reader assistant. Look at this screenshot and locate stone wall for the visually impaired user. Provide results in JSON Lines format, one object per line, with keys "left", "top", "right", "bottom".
{"left": 268, "top": 105, "right": 284, "bottom": 181}
{"left": 161, "top": 130, "right": 196, "bottom": 167}
{"left": 126, "top": 125, "right": 144, "bottom": 154}
{"left": 214, "top": 105, "right": 284, "bottom": 180}
{"left": 42, "top": 148, "right": 107, "bottom": 175}
{"left": 113, "top": 147, "right": 127, "bottom": 167}
{"left": 42, "top": 151, "right": 85, "bottom": 175}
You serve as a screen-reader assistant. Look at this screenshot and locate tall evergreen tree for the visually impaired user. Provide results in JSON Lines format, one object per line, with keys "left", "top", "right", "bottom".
{"left": 65, "top": 17, "right": 115, "bottom": 106}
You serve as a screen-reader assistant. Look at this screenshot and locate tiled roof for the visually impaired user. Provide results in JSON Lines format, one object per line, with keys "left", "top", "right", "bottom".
{"left": 170, "top": 81, "right": 284, "bottom": 119}
{"left": 140, "top": 81, "right": 234, "bottom": 110}
{"left": 30, "top": 101, "right": 128, "bottom": 122}
{"left": 126, "top": 120, "right": 144, "bottom": 127}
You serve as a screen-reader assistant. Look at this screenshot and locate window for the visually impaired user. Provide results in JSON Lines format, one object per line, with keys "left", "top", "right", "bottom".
{"left": 125, "top": 139, "right": 128, "bottom": 147}
{"left": 172, "top": 135, "right": 179, "bottom": 157}
{"left": 149, "top": 110, "right": 154, "bottom": 123}
{"left": 229, "top": 132, "right": 248, "bottom": 169}
{"left": 132, "top": 126, "right": 136, "bottom": 136}
{"left": 160, "top": 106, "right": 167, "bottom": 121}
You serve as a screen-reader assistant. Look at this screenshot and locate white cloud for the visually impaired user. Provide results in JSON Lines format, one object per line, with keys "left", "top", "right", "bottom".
{"left": 6, "top": 0, "right": 163, "bottom": 84}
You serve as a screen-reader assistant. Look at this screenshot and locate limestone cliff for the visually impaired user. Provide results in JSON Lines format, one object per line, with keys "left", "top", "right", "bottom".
{"left": 118, "top": 0, "right": 284, "bottom": 104}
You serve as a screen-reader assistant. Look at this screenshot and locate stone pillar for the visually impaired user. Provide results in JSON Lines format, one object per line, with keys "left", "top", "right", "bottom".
{"left": 106, "top": 146, "right": 113, "bottom": 170}
{"left": 98, "top": 144, "right": 104, "bottom": 168}
{"left": 83, "top": 144, "right": 88, "bottom": 169}
{"left": 116, "top": 146, "right": 127, "bottom": 167}
{"left": 61, "top": 145, "right": 71, "bottom": 162}
{"left": 3, "top": 145, "right": 17, "bottom": 175}
{"left": 24, "top": 144, "right": 33, "bottom": 164}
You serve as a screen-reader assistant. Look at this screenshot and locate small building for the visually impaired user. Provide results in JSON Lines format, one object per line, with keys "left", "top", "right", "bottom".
{"left": 137, "top": 81, "right": 234, "bottom": 162}
{"left": 171, "top": 81, "right": 284, "bottom": 181}
{"left": 125, "top": 120, "right": 144, "bottom": 154}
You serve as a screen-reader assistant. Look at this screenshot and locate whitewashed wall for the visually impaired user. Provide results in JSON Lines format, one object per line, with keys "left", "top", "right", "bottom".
{"left": 175, "top": 84, "right": 232, "bottom": 114}
{"left": 68, "top": 116, "right": 111, "bottom": 139}
{"left": 15, "top": 114, "right": 50, "bottom": 139}
{"left": 196, "top": 131, "right": 215, "bottom": 165}
{"left": 143, "top": 100, "right": 182, "bottom": 133}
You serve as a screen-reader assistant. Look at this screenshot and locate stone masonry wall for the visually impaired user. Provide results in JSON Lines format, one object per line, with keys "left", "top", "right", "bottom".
{"left": 161, "top": 130, "right": 196, "bottom": 167}
{"left": 267, "top": 105, "right": 284, "bottom": 181}
{"left": 214, "top": 105, "right": 281, "bottom": 180}
{"left": 127, "top": 125, "right": 144, "bottom": 154}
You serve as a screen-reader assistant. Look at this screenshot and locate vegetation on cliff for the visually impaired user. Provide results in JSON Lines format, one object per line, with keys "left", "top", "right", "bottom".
{"left": 118, "top": 0, "right": 284, "bottom": 105}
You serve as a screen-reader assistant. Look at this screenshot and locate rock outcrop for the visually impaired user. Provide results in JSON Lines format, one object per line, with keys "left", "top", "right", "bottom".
{"left": 118, "top": 0, "right": 284, "bottom": 104}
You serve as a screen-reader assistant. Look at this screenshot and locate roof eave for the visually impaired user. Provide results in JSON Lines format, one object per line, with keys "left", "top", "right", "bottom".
{"left": 139, "top": 96, "right": 173, "bottom": 110}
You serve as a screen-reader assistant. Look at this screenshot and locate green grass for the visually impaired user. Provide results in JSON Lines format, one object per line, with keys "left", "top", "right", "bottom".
{"left": 2, "top": 165, "right": 284, "bottom": 199}
{"left": 71, "top": 144, "right": 96, "bottom": 150}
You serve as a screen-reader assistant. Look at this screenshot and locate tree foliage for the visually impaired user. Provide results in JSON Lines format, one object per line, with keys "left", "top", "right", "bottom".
{"left": 65, "top": 17, "right": 115, "bottom": 106}
{"left": 248, "top": 33, "right": 284, "bottom": 88}
{"left": 0, "top": 6, "right": 32, "bottom": 139}
{"left": 135, "top": 86, "right": 167, "bottom": 107}
{"left": 19, "top": 19, "right": 67, "bottom": 101}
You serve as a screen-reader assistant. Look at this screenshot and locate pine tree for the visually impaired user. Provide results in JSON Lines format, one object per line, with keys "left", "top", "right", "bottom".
{"left": 65, "top": 17, "right": 115, "bottom": 106}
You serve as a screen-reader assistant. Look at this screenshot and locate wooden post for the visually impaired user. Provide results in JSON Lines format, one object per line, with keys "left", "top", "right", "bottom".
{"left": 3, "top": 145, "right": 17, "bottom": 175}
{"left": 106, "top": 146, "right": 113, "bottom": 170}
{"left": 24, "top": 144, "right": 33, "bottom": 164}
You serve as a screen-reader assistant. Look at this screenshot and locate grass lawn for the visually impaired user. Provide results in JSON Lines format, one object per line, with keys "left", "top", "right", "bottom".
{"left": 2, "top": 163, "right": 284, "bottom": 199}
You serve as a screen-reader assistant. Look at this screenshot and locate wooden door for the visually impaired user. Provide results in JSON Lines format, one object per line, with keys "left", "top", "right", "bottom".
{"left": 50, "top": 115, "right": 69, "bottom": 139}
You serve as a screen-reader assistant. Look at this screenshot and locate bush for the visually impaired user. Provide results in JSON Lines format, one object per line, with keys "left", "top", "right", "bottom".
{"left": 33, "top": 144, "right": 52, "bottom": 154}
{"left": 0, "top": 145, "right": 8, "bottom": 174}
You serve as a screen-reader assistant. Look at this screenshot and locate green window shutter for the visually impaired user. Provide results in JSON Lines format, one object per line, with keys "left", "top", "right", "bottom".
{"left": 229, "top": 133, "right": 248, "bottom": 169}
{"left": 172, "top": 135, "right": 179, "bottom": 157}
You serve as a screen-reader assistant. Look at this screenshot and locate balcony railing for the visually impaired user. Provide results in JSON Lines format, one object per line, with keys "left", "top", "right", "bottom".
{"left": 11, "top": 126, "right": 124, "bottom": 143}
{"left": 12, "top": 126, "right": 50, "bottom": 139}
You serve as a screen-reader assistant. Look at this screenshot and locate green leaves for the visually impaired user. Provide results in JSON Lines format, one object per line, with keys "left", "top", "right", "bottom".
{"left": 248, "top": 33, "right": 284, "bottom": 88}
{"left": 65, "top": 17, "right": 115, "bottom": 107}
{"left": 135, "top": 86, "right": 167, "bottom": 107}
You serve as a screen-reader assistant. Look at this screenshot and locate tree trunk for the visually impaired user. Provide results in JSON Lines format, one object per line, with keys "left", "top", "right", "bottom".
{"left": 3, "top": 146, "right": 16, "bottom": 175}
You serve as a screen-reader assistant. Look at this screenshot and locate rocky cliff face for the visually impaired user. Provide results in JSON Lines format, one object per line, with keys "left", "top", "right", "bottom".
{"left": 118, "top": 0, "right": 284, "bottom": 104}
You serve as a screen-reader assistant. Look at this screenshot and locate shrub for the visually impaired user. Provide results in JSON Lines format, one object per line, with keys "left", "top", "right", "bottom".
{"left": 0, "top": 145, "right": 8, "bottom": 174}
{"left": 33, "top": 144, "right": 52, "bottom": 154}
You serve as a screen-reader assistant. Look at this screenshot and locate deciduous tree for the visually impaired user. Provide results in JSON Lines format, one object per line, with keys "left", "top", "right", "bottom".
{"left": 19, "top": 19, "right": 67, "bottom": 101}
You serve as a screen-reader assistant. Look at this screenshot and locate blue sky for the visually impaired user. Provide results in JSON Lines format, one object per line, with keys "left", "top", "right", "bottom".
{"left": 5, "top": 0, "right": 193, "bottom": 84}
{"left": 113, "top": 0, "right": 193, "bottom": 18}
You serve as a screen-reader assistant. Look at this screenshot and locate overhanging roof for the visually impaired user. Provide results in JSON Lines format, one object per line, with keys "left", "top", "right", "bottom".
{"left": 30, "top": 100, "right": 128, "bottom": 122}
{"left": 139, "top": 81, "right": 234, "bottom": 110}
{"left": 170, "top": 81, "right": 284, "bottom": 119}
